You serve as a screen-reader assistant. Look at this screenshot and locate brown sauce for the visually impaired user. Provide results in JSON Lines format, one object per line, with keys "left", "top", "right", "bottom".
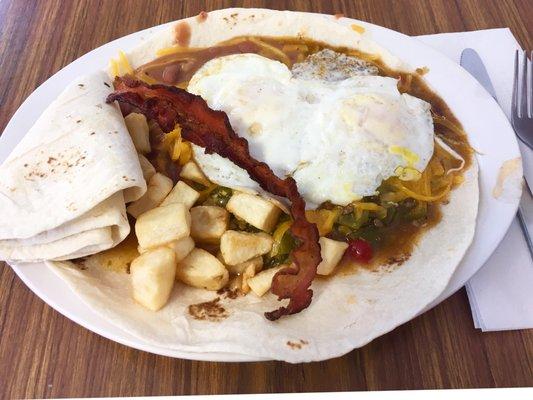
{"left": 138, "top": 40, "right": 268, "bottom": 85}
{"left": 196, "top": 11, "right": 208, "bottom": 23}
{"left": 188, "top": 297, "right": 228, "bottom": 321}
{"left": 174, "top": 22, "right": 191, "bottom": 47}
{"left": 132, "top": 36, "right": 472, "bottom": 272}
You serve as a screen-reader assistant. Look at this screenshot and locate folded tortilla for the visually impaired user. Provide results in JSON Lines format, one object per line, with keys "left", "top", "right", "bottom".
{"left": 0, "top": 71, "right": 145, "bottom": 262}
{"left": 44, "top": 9, "right": 479, "bottom": 362}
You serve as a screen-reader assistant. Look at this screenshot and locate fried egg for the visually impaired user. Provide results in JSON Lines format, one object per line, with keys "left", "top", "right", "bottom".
{"left": 188, "top": 53, "right": 434, "bottom": 208}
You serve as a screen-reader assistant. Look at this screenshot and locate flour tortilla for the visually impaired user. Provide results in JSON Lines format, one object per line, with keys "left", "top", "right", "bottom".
{"left": 0, "top": 71, "right": 145, "bottom": 262}
{"left": 50, "top": 164, "right": 477, "bottom": 362}
{"left": 45, "top": 9, "right": 478, "bottom": 362}
{"left": 121, "top": 8, "right": 405, "bottom": 72}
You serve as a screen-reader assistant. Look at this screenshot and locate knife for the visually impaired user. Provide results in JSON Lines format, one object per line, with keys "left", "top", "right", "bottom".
{"left": 460, "top": 48, "right": 533, "bottom": 257}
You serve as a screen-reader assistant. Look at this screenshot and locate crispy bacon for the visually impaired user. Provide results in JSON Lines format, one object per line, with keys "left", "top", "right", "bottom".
{"left": 107, "top": 76, "right": 321, "bottom": 320}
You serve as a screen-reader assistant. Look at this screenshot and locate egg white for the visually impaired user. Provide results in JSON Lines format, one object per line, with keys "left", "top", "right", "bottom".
{"left": 188, "top": 54, "right": 434, "bottom": 208}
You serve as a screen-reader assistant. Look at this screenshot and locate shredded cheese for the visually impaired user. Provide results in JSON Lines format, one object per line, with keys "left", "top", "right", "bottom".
{"left": 118, "top": 51, "right": 133, "bottom": 74}
{"left": 248, "top": 37, "right": 292, "bottom": 67}
{"left": 110, "top": 59, "right": 119, "bottom": 78}
{"left": 394, "top": 166, "right": 422, "bottom": 181}
{"left": 162, "top": 126, "right": 182, "bottom": 150}
{"left": 109, "top": 51, "right": 134, "bottom": 78}
{"left": 435, "top": 136, "right": 465, "bottom": 174}
{"left": 171, "top": 136, "right": 182, "bottom": 161}
{"left": 350, "top": 24, "right": 365, "bottom": 34}
{"left": 391, "top": 177, "right": 452, "bottom": 202}
{"left": 157, "top": 45, "right": 182, "bottom": 57}
{"left": 353, "top": 202, "right": 387, "bottom": 219}
{"left": 305, "top": 209, "right": 340, "bottom": 236}
{"left": 178, "top": 142, "right": 192, "bottom": 165}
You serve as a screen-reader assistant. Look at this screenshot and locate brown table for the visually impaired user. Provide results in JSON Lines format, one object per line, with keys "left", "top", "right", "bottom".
{"left": 1, "top": 0, "right": 532, "bottom": 397}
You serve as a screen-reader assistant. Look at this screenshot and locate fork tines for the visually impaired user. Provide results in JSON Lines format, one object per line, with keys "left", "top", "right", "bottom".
{"left": 512, "top": 50, "right": 533, "bottom": 150}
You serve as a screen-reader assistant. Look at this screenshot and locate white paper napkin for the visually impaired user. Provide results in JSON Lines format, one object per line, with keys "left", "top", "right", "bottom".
{"left": 416, "top": 29, "right": 533, "bottom": 331}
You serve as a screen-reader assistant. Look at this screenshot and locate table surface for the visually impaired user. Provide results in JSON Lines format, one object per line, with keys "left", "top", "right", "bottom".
{"left": 1, "top": 0, "right": 532, "bottom": 397}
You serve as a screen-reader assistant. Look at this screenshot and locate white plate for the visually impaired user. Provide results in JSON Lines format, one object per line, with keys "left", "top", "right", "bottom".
{"left": 0, "top": 14, "right": 521, "bottom": 362}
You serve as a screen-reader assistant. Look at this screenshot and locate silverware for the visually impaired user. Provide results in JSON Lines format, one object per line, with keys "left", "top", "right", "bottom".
{"left": 460, "top": 48, "right": 533, "bottom": 257}
{"left": 512, "top": 50, "right": 533, "bottom": 150}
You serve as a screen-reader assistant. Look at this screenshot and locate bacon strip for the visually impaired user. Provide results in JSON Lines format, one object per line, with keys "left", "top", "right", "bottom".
{"left": 107, "top": 76, "right": 321, "bottom": 320}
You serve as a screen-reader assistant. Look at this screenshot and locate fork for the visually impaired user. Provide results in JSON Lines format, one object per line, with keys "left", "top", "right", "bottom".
{"left": 512, "top": 50, "right": 533, "bottom": 150}
{"left": 511, "top": 50, "right": 533, "bottom": 255}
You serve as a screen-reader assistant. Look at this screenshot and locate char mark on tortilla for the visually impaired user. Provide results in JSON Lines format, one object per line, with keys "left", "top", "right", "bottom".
{"left": 106, "top": 76, "right": 322, "bottom": 320}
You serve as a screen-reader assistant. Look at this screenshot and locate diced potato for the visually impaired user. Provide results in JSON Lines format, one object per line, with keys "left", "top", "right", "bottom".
{"left": 130, "top": 247, "right": 177, "bottom": 311}
{"left": 85, "top": 234, "right": 139, "bottom": 273}
{"left": 176, "top": 248, "right": 229, "bottom": 290}
{"left": 190, "top": 206, "right": 229, "bottom": 243}
{"left": 241, "top": 263, "right": 257, "bottom": 293}
{"left": 161, "top": 181, "right": 199, "bottom": 209}
{"left": 125, "top": 113, "right": 151, "bottom": 154}
{"left": 138, "top": 237, "right": 194, "bottom": 262}
{"left": 316, "top": 237, "right": 349, "bottom": 275}
{"left": 197, "top": 242, "right": 220, "bottom": 255}
{"left": 135, "top": 203, "right": 191, "bottom": 249}
{"left": 179, "top": 161, "right": 210, "bottom": 186}
{"left": 226, "top": 192, "right": 281, "bottom": 232}
{"left": 167, "top": 236, "right": 195, "bottom": 262}
{"left": 225, "top": 262, "right": 260, "bottom": 294}
{"left": 138, "top": 153, "right": 156, "bottom": 182}
{"left": 127, "top": 173, "right": 173, "bottom": 218}
{"left": 220, "top": 230, "right": 273, "bottom": 265}
{"left": 247, "top": 265, "right": 286, "bottom": 297}
{"left": 228, "top": 274, "right": 244, "bottom": 292}
{"left": 225, "top": 256, "right": 263, "bottom": 275}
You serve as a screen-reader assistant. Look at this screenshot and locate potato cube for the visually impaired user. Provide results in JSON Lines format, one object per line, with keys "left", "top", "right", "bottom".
{"left": 161, "top": 181, "right": 199, "bottom": 209}
{"left": 228, "top": 274, "right": 244, "bottom": 292}
{"left": 220, "top": 230, "right": 273, "bottom": 265}
{"left": 125, "top": 113, "right": 151, "bottom": 154}
{"left": 130, "top": 247, "right": 177, "bottom": 311}
{"left": 138, "top": 153, "right": 156, "bottom": 182}
{"left": 226, "top": 192, "right": 281, "bottom": 232}
{"left": 166, "top": 236, "right": 195, "bottom": 262}
{"left": 179, "top": 161, "right": 210, "bottom": 186}
{"left": 225, "top": 256, "right": 263, "bottom": 275}
{"left": 197, "top": 242, "right": 220, "bottom": 255}
{"left": 176, "top": 248, "right": 229, "bottom": 290}
{"left": 247, "top": 265, "right": 286, "bottom": 297}
{"left": 127, "top": 173, "right": 173, "bottom": 218}
{"left": 85, "top": 235, "right": 139, "bottom": 273}
{"left": 225, "top": 262, "right": 260, "bottom": 295}
{"left": 316, "top": 237, "right": 349, "bottom": 275}
{"left": 138, "top": 237, "right": 194, "bottom": 262}
{"left": 135, "top": 203, "right": 191, "bottom": 249}
{"left": 241, "top": 263, "right": 258, "bottom": 294}
{"left": 190, "top": 206, "right": 229, "bottom": 243}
